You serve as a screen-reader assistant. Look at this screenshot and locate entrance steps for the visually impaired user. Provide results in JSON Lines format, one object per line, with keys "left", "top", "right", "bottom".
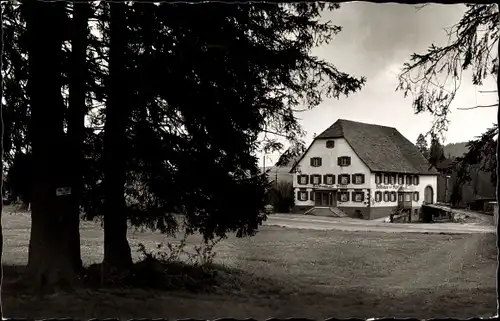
{"left": 329, "top": 207, "right": 348, "bottom": 217}
{"left": 305, "top": 207, "right": 349, "bottom": 218}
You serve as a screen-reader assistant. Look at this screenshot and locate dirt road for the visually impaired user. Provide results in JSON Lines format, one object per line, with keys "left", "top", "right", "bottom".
{"left": 265, "top": 214, "right": 495, "bottom": 234}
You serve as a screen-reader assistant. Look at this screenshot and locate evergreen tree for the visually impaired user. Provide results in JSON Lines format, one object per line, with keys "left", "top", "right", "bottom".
{"left": 398, "top": 4, "right": 498, "bottom": 207}
{"left": 428, "top": 135, "right": 446, "bottom": 168}
{"left": 102, "top": 2, "right": 133, "bottom": 269}
{"left": 23, "top": 0, "right": 81, "bottom": 288}
{"left": 416, "top": 133, "right": 429, "bottom": 159}
{"left": 2, "top": 2, "right": 366, "bottom": 284}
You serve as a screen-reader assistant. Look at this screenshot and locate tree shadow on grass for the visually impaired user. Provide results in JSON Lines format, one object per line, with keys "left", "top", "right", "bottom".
{"left": 1, "top": 263, "right": 496, "bottom": 319}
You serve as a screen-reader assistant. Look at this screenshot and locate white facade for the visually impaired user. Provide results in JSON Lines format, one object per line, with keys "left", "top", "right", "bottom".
{"left": 293, "top": 138, "right": 370, "bottom": 207}
{"left": 292, "top": 138, "right": 438, "bottom": 210}
{"left": 369, "top": 173, "right": 438, "bottom": 209}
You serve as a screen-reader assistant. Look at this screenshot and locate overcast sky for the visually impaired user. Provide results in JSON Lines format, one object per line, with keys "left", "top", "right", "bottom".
{"left": 261, "top": 3, "right": 498, "bottom": 167}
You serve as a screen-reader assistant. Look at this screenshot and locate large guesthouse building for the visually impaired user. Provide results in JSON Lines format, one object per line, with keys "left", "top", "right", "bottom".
{"left": 290, "top": 119, "right": 438, "bottom": 220}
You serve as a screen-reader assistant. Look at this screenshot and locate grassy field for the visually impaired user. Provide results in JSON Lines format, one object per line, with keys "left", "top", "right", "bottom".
{"left": 1, "top": 208, "right": 497, "bottom": 319}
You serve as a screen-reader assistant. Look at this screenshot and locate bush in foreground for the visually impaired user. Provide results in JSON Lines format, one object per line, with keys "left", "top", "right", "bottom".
{"left": 84, "top": 234, "right": 242, "bottom": 293}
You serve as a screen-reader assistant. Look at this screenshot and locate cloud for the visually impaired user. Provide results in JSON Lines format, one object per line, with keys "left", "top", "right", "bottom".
{"left": 261, "top": 4, "right": 496, "bottom": 165}
{"left": 314, "top": 3, "right": 467, "bottom": 79}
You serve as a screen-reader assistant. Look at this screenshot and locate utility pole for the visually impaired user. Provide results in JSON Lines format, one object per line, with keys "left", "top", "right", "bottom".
{"left": 445, "top": 175, "right": 450, "bottom": 204}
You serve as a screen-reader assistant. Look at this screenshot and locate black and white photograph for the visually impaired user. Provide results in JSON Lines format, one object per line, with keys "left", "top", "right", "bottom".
{"left": 0, "top": 1, "right": 498, "bottom": 320}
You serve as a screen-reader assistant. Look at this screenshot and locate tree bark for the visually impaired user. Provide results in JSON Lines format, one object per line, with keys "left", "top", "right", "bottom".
{"left": 0, "top": 13, "right": 4, "bottom": 314}
{"left": 102, "top": 2, "right": 133, "bottom": 269}
{"left": 24, "top": 0, "right": 81, "bottom": 290}
{"left": 496, "top": 4, "right": 500, "bottom": 313}
{"left": 66, "top": 2, "right": 91, "bottom": 273}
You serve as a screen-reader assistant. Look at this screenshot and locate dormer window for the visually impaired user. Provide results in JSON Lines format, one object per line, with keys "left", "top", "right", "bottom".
{"left": 326, "top": 140, "right": 335, "bottom": 148}
{"left": 338, "top": 156, "right": 351, "bottom": 167}
{"left": 310, "top": 157, "right": 322, "bottom": 167}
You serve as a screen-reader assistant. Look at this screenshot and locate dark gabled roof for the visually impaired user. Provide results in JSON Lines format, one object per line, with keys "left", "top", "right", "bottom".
{"left": 290, "top": 119, "right": 438, "bottom": 175}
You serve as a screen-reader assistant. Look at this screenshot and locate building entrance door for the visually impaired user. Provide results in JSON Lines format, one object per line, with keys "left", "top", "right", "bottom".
{"left": 314, "top": 191, "right": 335, "bottom": 207}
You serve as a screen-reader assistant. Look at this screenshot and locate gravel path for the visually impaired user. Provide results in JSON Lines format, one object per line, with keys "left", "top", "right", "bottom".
{"left": 265, "top": 214, "right": 495, "bottom": 234}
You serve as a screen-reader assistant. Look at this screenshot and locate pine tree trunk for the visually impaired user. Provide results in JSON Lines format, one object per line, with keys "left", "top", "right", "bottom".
{"left": 24, "top": 0, "right": 81, "bottom": 289}
{"left": 102, "top": 2, "right": 133, "bottom": 269}
{"left": 66, "top": 2, "right": 91, "bottom": 273}
{"left": 0, "top": 1, "right": 4, "bottom": 315}
{"left": 496, "top": 7, "right": 500, "bottom": 311}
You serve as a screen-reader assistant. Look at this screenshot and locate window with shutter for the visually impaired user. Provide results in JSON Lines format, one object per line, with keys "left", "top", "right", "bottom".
{"left": 339, "top": 156, "right": 350, "bottom": 166}
{"left": 390, "top": 192, "right": 396, "bottom": 202}
{"left": 299, "top": 191, "right": 308, "bottom": 201}
{"left": 311, "top": 157, "right": 322, "bottom": 167}
{"left": 404, "top": 193, "right": 411, "bottom": 201}
{"left": 340, "top": 175, "right": 349, "bottom": 185}
{"left": 413, "top": 192, "right": 419, "bottom": 201}
{"left": 352, "top": 174, "right": 363, "bottom": 184}
{"left": 340, "top": 190, "right": 349, "bottom": 202}
{"left": 324, "top": 174, "right": 334, "bottom": 185}
{"left": 312, "top": 175, "right": 320, "bottom": 185}
{"left": 398, "top": 193, "right": 403, "bottom": 201}
{"left": 413, "top": 176, "right": 419, "bottom": 185}
{"left": 326, "top": 140, "right": 335, "bottom": 148}
{"left": 375, "top": 191, "right": 381, "bottom": 202}
{"left": 390, "top": 174, "right": 396, "bottom": 185}
{"left": 383, "top": 192, "right": 389, "bottom": 202}
{"left": 375, "top": 174, "right": 382, "bottom": 184}
{"left": 383, "top": 174, "right": 389, "bottom": 184}
{"left": 406, "top": 175, "right": 412, "bottom": 185}
{"left": 398, "top": 175, "right": 404, "bottom": 185}
{"left": 353, "top": 191, "right": 363, "bottom": 202}
{"left": 298, "top": 175, "right": 308, "bottom": 185}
